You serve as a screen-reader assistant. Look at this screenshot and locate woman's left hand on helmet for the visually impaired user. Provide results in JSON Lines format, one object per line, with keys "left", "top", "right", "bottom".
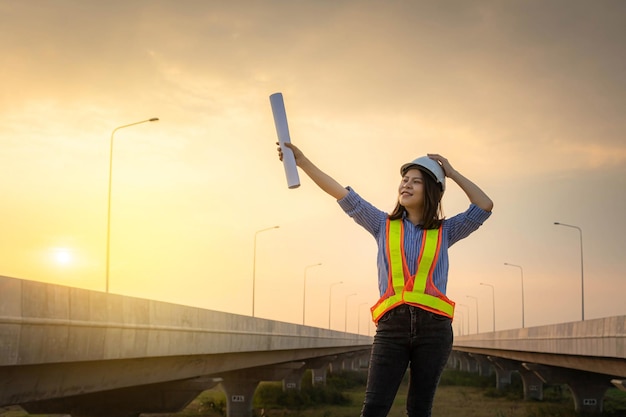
{"left": 427, "top": 154, "right": 455, "bottom": 178}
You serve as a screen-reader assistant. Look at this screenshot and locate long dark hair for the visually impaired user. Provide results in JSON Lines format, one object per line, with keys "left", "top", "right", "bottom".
{"left": 388, "top": 166, "right": 444, "bottom": 229}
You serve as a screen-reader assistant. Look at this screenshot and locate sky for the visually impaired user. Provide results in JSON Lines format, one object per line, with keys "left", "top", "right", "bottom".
{"left": 1, "top": 0, "right": 625, "bottom": 335}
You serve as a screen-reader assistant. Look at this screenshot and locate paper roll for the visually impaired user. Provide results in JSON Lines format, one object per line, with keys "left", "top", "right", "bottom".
{"left": 270, "top": 92, "right": 300, "bottom": 189}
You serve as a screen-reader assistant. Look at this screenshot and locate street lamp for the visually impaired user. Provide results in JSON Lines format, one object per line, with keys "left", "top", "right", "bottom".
{"left": 344, "top": 293, "right": 357, "bottom": 332}
{"left": 480, "top": 282, "right": 496, "bottom": 332}
{"left": 458, "top": 303, "right": 470, "bottom": 334}
{"left": 328, "top": 281, "right": 343, "bottom": 329}
{"left": 252, "top": 225, "right": 279, "bottom": 317}
{"left": 358, "top": 302, "right": 369, "bottom": 335}
{"left": 504, "top": 262, "right": 525, "bottom": 328}
{"left": 303, "top": 263, "right": 322, "bottom": 325}
{"left": 466, "top": 295, "right": 479, "bottom": 334}
{"left": 455, "top": 311, "right": 465, "bottom": 335}
{"left": 106, "top": 117, "right": 159, "bottom": 293}
{"left": 554, "top": 222, "right": 585, "bottom": 321}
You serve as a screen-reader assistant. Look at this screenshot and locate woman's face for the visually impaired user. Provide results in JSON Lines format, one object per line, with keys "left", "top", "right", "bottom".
{"left": 398, "top": 168, "right": 425, "bottom": 210}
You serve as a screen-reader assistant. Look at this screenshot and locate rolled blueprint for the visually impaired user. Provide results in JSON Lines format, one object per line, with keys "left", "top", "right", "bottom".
{"left": 270, "top": 92, "right": 300, "bottom": 189}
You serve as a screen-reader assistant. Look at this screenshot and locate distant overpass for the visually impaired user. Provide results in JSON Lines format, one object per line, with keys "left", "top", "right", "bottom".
{"left": 0, "top": 276, "right": 372, "bottom": 417}
{"left": 451, "top": 316, "right": 626, "bottom": 414}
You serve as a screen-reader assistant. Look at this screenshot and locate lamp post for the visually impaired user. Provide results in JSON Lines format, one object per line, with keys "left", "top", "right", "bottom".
{"left": 344, "top": 293, "right": 357, "bottom": 332}
{"left": 480, "top": 283, "right": 496, "bottom": 332}
{"left": 302, "top": 263, "right": 322, "bottom": 325}
{"left": 504, "top": 262, "right": 525, "bottom": 328}
{"left": 106, "top": 117, "right": 159, "bottom": 293}
{"left": 358, "top": 302, "right": 368, "bottom": 335}
{"left": 455, "top": 311, "right": 465, "bottom": 335}
{"left": 252, "top": 225, "right": 279, "bottom": 317}
{"left": 466, "top": 295, "right": 479, "bottom": 334}
{"left": 554, "top": 222, "right": 585, "bottom": 321}
{"left": 328, "top": 281, "right": 343, "bottom": 329}
{"left": 458, "top": 303, "right": 471, "bottom": 334}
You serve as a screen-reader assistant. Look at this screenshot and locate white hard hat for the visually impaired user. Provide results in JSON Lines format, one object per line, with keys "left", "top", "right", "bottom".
{"left": 400, "top": 156, "right": 446, "bottom": 191}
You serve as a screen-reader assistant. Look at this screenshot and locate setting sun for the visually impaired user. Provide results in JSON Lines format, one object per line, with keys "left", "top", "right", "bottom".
{"left": 53, "top": 248, "right": 72, "bottom": 266}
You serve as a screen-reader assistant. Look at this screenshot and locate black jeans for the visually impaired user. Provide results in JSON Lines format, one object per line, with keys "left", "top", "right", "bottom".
{"left": 360, "top": 304, "right": 453, "bottom": 417}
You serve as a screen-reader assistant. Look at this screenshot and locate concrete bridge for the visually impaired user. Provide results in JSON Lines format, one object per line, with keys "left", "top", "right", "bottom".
{"left": 3, "top": 275, "right": 625, "bottom": 416}
{"left": 0, "top": 276, "right": 372, "bottom": 417}
{"left": 451, "top": 316, "right": 626, "bottom": 414}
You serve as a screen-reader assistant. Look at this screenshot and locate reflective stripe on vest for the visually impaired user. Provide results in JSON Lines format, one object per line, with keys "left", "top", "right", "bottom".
{"left": 370, "top": 219, "right": 455, "bottom": 323}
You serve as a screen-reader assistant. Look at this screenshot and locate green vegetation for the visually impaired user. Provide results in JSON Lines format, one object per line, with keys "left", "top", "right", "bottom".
{"left": 251, "top": 370, "right": 363, "bottom": 411}
{"left": 439, "top": 368, "right": 496, "bottom": 388}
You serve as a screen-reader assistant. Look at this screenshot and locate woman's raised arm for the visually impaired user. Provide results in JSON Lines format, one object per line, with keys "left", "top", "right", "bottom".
{"left": 278, "top": 142, "right": 349, "bottom": 200}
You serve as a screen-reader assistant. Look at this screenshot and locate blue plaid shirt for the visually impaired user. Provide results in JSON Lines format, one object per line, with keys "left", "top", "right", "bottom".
{"left": 338, "top": 187, "right": 491, "bottom": 297}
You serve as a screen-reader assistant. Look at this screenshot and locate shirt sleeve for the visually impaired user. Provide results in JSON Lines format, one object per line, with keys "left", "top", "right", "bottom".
{"left": 337, "top": 187, "right": 387, "bottom": 238}
{"left": 445, "top": 203, "right": 492, "bottom": 247}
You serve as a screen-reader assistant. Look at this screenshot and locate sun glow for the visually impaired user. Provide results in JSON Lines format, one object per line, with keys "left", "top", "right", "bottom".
{"left": 53, "top": 248, "right": 72, "bottom": 266}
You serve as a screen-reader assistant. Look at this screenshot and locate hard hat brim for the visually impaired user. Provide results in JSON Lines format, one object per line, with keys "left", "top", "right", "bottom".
{"left": 400, "top": 157, "right": 446, "bottom": 192}
{"left": 401, "top": 163, "right": 438, "bottom": 182}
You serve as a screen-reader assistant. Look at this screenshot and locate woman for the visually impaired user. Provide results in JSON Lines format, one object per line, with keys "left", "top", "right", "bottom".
{"left": 277, "top": 142, "right": 493, "bottom": 417}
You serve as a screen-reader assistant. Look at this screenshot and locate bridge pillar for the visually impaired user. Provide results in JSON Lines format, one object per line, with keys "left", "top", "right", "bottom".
{"left": 311, "top": 365, "right": 328, "bottom": 386}
{"left": 219, "top": 378, "right": 258, "bottom": 417}
{"left": 348, "top": 357, "right": 360, "bottom": 371}
{"left": 330, "top": 357, "right": 344, "bottom": 372}
{"left": 304, "top": 357, "right": 332, "bottom": 386}
{"left": 469, "top": 353, "right": 493, "bottom": 376}
{"left": 524, "top": 363, "right": 612, "bottom": 414}
{"left": 612, "top": 379, "right": 626, "bottom": 392}
{"left": 519, "top": 366, "right": 543, "bottom": 400}
{"left": 457, "top": 352, "right": 478, "bottom": 373}
{"left": 220, "top": 362, "right": 305, "bottom": 417}
{"left": 336, "top": 352, "right": 358, "bottom": 371}
{"left": 488, "top": 357, "right": 520, "bottom": 390}
{"left": 282, "top": 367, "right": 305, "bottom": 391}
{"left": 447, "top": 351, "right": 462, "bottom": 370}
{"left": 357, "top": 352, "right": 370, "bottom": 369}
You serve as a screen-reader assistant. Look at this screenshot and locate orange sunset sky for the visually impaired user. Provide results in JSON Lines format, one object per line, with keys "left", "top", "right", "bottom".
{"left": 1, "top": 0, "right": 625, "bottom": 334}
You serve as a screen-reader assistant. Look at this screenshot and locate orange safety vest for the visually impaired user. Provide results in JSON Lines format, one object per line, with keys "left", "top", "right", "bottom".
{"left": 370, "top": 219, "right": 455, "bottom": 323}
